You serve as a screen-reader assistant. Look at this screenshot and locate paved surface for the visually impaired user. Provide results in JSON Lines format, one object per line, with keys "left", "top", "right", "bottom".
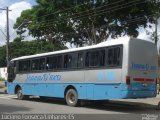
{"left": 0, "top": 82, "right": 6, "bottom": 93}
{"left": 0, "top": 81, "right": 160, "bottom": 120}
{"left": 0, "top": 93, "right": 160, "bottom": 120}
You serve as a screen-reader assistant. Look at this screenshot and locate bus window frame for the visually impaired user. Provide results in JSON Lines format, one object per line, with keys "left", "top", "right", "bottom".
{"left": 84, "top": 48, "right": 106, "bottom": 68}
{"left": 46, "top": 55, "right": 63, "bottom": 71}
{"left": 15, "top": 44, "right": 123, "bottom": 74}
{"left": 62, "top": 51, "right": 85, "bottom": 70}
{"left": 31, "top": 57, "right": 46, "bottom": 72}
{"left": 106, "top": 45, "right": 123, "bottom": 68}
{"left": 18, "top": 59, "right": 31, "bottom": 73}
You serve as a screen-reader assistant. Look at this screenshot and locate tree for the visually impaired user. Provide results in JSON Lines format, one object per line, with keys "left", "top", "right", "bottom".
{"left": 145, "top": 0, "right": 160, "bottom": 44}
{"left": 0, "top": 37, "right": 67, "bottom": 67}
{"left": 14, "top": 0, "right": 160, "bottom": 46}
{"left": 0, "top": 46, "right": 6, "bottom": 67}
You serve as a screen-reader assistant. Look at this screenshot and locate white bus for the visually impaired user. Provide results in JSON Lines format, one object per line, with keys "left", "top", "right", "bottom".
{"left": 7, "top": 37, "right": 158, "bottom": 106}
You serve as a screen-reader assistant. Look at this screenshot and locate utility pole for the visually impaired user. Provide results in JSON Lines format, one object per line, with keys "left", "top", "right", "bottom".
{"left": 6, "top": 7, "right": 10, "bottom": 70}
{"left": 0, "top": 7, "right": 11, "bottom": 75}
{"left": 154, "top": 13, "right": 159, "bottom": 45}
{"left": 155, "top": 15, "right": 158, "bottom": 45}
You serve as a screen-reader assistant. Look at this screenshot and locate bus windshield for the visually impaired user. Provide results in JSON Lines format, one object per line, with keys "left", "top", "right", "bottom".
{"left": 8, "top": 61, "right": 16, "bottom": 82}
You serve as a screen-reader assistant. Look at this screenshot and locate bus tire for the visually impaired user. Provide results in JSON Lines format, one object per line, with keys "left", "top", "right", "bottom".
{"left": 65, "top": 89, "right": 79, "bottom": 107}
{"left": 16, "top": 87, "right": 29, "bottom": 100}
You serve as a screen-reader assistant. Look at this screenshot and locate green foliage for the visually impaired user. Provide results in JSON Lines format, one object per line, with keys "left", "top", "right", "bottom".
{"left": 0, "top": 46, "right": 6, "bottom": 67}
{"left": 14, "top": 0, "right": 160, "bottom": 46}
{"left": 0, "top": 77, "right": 5, "bottom": 81}
{"left": 0, "top": 37, "right": 67, "bottom": 67}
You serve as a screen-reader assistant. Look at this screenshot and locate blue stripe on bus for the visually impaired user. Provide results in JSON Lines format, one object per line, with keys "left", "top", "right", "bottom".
{"left": 7, "top": 82, "right": 156, "bottom": 100}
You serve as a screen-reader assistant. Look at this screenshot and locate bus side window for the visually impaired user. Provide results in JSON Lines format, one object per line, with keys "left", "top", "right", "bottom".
{"left": 85, "top": 49, "right": 105, "bottom": 68}
{"left": 116, "top": 47, "right": 121, "bottom": 66}
{"left": 56, "top": 56, "right": 62, "bottom": 69}
{"left": 39, "top": 58, "right": 45, "bottom": 70}
{"left": 19, "top": 60, "right": 30, "bottom": 72}
{"left": 46, "top": 57, "right": 53, "bottom": 70}
{"left": 31, "top": 62, "right": 36, "bottom": 70}
{"left": 107, "top": 48, "right": 114, "bottom": 66}
{"left": 47, "top": 55, "right": 62, "bottom": 70}
{"left": 106, "top": 47, "right": 121, "bottom": 67}
{"left": 23, "top": 65, "right": 27, "bottom": 71}
{"left": 89, "top": 51, "right": 99, "bottom": 67}
{"left": 85, "top": 52, "right": 89, "bottom": 67}
{"left": 64, "top": 54, "right": 72, "bottom": 69}
{"left": 99, "top": 50, "right": 105, "bottom": 66}
{"left": 64, "top": 55, "right": 68, "bottom": 68}
{"left": 31, "top": 59, "right": 39, "bottom": 71}
{"left": 68, "top": 55, "right": 72, "bottom": 68}
{"left": 77, "top": 53, "right": 83, "bottom": 68}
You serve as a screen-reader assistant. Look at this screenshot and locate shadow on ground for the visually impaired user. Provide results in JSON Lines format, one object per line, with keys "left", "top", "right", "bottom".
{"left": 0, "top": 104, "right": 31, "bottom": 114}
{"left": 18, "top": 97, "right": 160, "bottom": 114}
{"left": 85, "top": 100, "right": 160, "bottom": 114}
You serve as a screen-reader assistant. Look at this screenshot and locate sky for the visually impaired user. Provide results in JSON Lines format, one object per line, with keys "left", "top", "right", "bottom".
{"left": 0, "top": 0, "right": 36, "bottom": 46}
{"left": 0, "top": 0, "right": 160, "bottom": 48}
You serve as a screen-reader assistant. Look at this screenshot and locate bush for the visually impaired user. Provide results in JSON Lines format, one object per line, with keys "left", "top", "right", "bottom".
{"left": 0, "top": 77, "right": 5, "bottom": 81}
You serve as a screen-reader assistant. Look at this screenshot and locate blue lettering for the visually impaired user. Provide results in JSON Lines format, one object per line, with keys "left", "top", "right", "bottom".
{"left": 49, "top": 75, "right": 61, "bottom": 81}
{"left": 43, "top": 74, "right": 48, "bottom": 81}
{"left": 131, "top": 63, "right": 156, "bottom": 71}
{"left": 146, "top": 64, "right": 149, "bottom": 70}
{"left": 26, "top": 74, "right": 61, "bottom": 82}
{"left": 26, "top": 74, "right": 30, "bottom": 82}
{"left": 57, "top": 75, "right": 61, "bottom": 80}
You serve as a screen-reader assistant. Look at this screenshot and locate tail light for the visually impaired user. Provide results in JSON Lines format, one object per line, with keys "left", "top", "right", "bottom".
{"left": 126, "top": 76, "right": 130, "bottom": 85}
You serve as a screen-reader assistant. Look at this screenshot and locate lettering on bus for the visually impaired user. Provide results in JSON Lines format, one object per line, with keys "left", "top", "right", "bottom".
{"left": 26, "top": 74, "right": 61, "bottom": 82}
{"left": 131, "top": 63, "right": 157, "bottom": 71}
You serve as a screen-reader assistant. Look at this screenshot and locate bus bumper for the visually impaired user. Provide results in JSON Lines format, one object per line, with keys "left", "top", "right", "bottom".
{"left": 121, "top": 90, "right": 157, "bottom": 98}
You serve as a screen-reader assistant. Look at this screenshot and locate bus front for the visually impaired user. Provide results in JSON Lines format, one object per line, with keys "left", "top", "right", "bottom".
{"left": 123, "top": 38, "right": 158, "bottom": 98}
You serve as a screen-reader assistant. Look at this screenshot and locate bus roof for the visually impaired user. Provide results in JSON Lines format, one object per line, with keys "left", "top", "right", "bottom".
{"left": 11, "top": 37, "right": 147, "bottom": 61}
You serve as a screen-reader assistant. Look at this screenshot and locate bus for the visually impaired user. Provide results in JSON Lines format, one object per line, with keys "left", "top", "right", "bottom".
{"left": 7, "top": 37, "right": 158, "bottom": 106}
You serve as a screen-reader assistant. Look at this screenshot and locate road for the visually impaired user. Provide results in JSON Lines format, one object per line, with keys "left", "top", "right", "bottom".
{"left": 0, "top": 93, "right": 160, "bottom": 120}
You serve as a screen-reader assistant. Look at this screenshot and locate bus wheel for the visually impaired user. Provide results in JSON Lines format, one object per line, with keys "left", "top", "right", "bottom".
{"left": 16, "top": 87, "right": 29, "bottom": 100}
{"left": 65, "top": 89, "right": 78, "bottom": 107}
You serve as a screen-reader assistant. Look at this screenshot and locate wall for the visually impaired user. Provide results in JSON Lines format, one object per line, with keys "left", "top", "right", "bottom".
{"left": 0, "top": 67, "right": 7, "bottom": 80}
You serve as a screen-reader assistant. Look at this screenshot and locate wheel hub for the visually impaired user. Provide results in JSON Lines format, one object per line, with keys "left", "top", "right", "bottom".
{"left": 68, "top": 93, "right": 75, "bottom": 103}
